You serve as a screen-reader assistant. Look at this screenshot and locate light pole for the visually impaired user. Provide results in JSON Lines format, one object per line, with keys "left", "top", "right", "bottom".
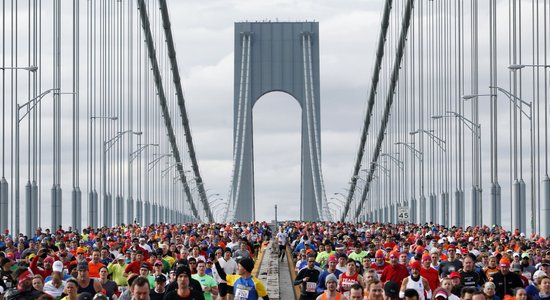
{"left": 103, "top": 130, "right": 142, "bottom": 227}
{"left": 433, "top": 112, "right": 480, "bottom": 227}
{"left": 462, "top": 92, "right": 501, "bottom": 227}
{"left": 410, "top": 130, "right": 447, "bottom": 224}
{"left": 15, "top": 88, "right": 59, "bottom": 236}
{"left": 328, "top": 202, "right": 342, "bottom": 222}
{"left": 1, "top": 67, "right": 40, "bottom": 235}
{"left": 508, "top": 63, "right": 550, "bottom": 236}
{"left": 371, "top": 161, "right": 392, "bottom": 223}
{"left": 147, "top": 153, "right": 172, "bottom": 224}
{"left": 129, "top": 143, "right": 158, "bottom": 225}
{"left": 208, "top": 196, "right": 222, "bottom": 206}
{"left": 214, "top": 203, "right": 228, "bottom": 222}
{"left": 486, "top": 86, "right": 533, "bottom": 234}
{"left": 508, "top": 64, "right": 550, "bottom": 70}
{"left": 0, "top": 66, "right": 38, "bottom": 72}
{"left": 380, "top": 153, "right": 404, "bottom": 223}
{"left": 395, "top": 142, "right": 423, "bottom": 224}
{"left": 330, "top": 197, "right": 345, "bottom": 206}
{"left": 88, "top": 116, "right": 118, "bottom": 228}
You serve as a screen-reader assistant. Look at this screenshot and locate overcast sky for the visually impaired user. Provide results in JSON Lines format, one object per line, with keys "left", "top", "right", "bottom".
{"left": 167, "top": 0, "right": 384, "bottom": 221}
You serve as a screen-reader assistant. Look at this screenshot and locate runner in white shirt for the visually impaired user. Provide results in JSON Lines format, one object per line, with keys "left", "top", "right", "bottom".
{"left": 276, "top": 228, "right": 288, "bottom": 262}
{"left": 400, "top": 261, "right": 431, "bottom": 300}
{"left": 139, "top": 238, "right": 152, "bottom": 253}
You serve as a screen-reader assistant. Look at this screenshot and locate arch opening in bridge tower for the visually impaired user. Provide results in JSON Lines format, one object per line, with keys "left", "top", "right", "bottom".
{"left": 253, "top": 91, "right": 301, "bottom": 221}
{"left": 228, "top": 22, "right": 331, "bottom": 222}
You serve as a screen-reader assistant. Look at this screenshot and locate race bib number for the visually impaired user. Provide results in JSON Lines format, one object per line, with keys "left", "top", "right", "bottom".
{"left": 306, "top": 282, "right": 317, "bottom": 292}
{"left": 235, "top": 287, "right": 250, "bottom": 299}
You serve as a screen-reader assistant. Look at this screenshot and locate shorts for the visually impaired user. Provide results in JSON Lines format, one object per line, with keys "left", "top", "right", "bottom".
{"left": 218, "top": 283, "right": 229, "bottom": 297}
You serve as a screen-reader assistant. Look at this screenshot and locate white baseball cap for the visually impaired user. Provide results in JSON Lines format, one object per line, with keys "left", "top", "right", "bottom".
{"left": 52, "top": 261, "right": 64, "bottom": 273}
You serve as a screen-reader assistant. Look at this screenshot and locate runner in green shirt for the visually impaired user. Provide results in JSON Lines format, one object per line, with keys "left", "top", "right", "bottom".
{"left": 191, "top": 260, "right": 218, "bottom": 300}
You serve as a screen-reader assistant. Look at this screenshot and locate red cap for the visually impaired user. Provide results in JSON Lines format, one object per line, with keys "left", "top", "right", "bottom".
{"left": 375, "top": 250, "right": 385, "bottom": 258}
{"left": 415, "top": 246, "right": 425, "bottom": 253}
{"left": 422, "top": 254, "right": 431, "bottom": 261}
{"left": 390, "top": 251, "right": 400, "bottom": 259}
{"left": 449, "top": 272, "right": 461, "bottom": 279}
{"left": 17, "top": 270, "right": 33, "bottom": 291}
{"left": 411, "top": 261, "right": 421, "bottom": 270}
{"left": 447, "top": 245, "right": 456, "bottom": 250}
{"left": 499, "top": 257, "right": 511, "bottom": 267}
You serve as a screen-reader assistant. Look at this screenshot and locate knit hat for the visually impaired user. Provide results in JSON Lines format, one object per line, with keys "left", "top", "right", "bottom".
{"left": 434, "top": 289, "right": 448, "bottom": 299}
{"left": 239, "top": 258, "right": 255, "bottom": 273}
{"left": 325, "top": 273, "right": 338, "bottom": 284}
{"left": 384, "top": 281, "right": 400, "bottom": 298}
{"left": 175, "top": 266, "right": 191, "bottom": 278}
{"left": 411, "top": 261, "right": 421, "bottom": 270}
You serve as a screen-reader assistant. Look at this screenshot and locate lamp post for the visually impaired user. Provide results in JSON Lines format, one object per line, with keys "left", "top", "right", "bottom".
{"left": 487, "top": 86, "right": 533, "bottom": 234}
{"left": 147, "top": 153, "right": 171, "bottom": 223}
{"left": 332, "top": 192, "right": 349, "bottom": 220}
{"left": 328, "top": 202, "right": 342, "bottom": 222}
{"left": 208, "top": 196, "right": 222, "bottom": 206}
{"left": 462, "top": 92, "right": 501, "bottom": 227}
{"left": 88, "top": 116, "right": 118, "bottom": 228}
{"left": 15, "top": 88, "right": 59, "bottom": 236}
{"left": 508, "top": 63, "right": 550, "bottom": 236}
{"left": 330, "top": 197, "right": 345, "bottom": 206}
{"left": 380, "top": 153, "right": 405, "bottom": 223}
{"left": 129, "top": 143, "right": 158, "bottom": 225}
{"left": 410, "top": 130, "right": 446, "bottom": 224}
{"left": 508, "top": 64, "right": 550, "bottom": 70}
{"left": 433, "top": 112, "right": 480, "bottom": 227}
{"left": 0, "top": 66, "right": 38, "bottom": 72}
{"left": 1, "top": 67, "right": 40, "bottom": 235}
{"left": 395, "top": 142, "right": 423, "bottom": 224}
{"left": 103, "top": 130, "right": 142, "bottom": 227}
{"left": 371, "top": 161, "right": 393, "bottom": 223}
{"left": 214, "top": 203, "right": 228, "bottom": 222}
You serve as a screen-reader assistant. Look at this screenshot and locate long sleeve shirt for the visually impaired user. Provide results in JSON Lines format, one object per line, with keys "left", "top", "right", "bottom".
{"left": 293, "top": 267, "right": 320, "bottom": 298}
{"left": 380, "top": 263, "right": 409, "bottom": 286}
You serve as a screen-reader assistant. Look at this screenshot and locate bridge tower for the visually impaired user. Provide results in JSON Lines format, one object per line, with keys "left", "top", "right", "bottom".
{"left": 229, "top": 22, "right": 329, "bottom": 221}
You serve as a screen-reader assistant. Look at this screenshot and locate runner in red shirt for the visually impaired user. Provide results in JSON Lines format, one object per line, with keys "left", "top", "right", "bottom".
{"left": 419, "top": 253, "right": 439, "bottom": 292}
{"left": 370, "top": 250, "right": 389, "bottom": 277}
{"left": 380, "top": 251, "right": 410, "bottom": 286}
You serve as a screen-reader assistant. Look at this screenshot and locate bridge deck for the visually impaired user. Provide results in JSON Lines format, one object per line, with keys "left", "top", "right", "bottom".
{"left": 256, "top": 241, "right": 296, "bottom": 300}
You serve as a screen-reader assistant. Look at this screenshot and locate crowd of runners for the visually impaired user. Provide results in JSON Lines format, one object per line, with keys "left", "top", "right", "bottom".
{"left": 277, "top": 222, "right": 550, "bottom": 300}
{"left": 0, "top": 221, "right": 549, "bottom": 300}
{"left": 0, "top": 222, "right": 272, "bottom": 300}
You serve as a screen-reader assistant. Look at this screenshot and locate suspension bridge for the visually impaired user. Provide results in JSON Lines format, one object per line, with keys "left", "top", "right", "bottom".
{"left": 0, "top": 0, "right": 549, "bottom": 238}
